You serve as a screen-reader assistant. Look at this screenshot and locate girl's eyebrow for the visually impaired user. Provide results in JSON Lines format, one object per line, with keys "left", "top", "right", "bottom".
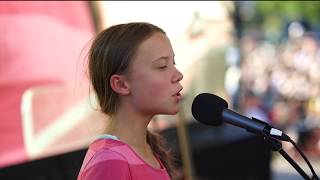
{"left": 153, "top": 56, "right": 169, "bottom": 62}
{"left": 153, "top": 54, "right": 174, "bottom": 62}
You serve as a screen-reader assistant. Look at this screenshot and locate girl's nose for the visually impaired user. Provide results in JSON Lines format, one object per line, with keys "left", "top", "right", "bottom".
{"left": 172, "top": 67, "right": 183, "bottom": 83}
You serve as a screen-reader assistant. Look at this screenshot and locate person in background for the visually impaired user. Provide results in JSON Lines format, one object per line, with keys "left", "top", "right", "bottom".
{"left": 77, "top": 22, "right": 184, "bottom": 180}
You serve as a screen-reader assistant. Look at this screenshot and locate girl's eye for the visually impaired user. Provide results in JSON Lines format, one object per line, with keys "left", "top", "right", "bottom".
{"left": 159, "top": 66, "right": 167, "bottom": 69}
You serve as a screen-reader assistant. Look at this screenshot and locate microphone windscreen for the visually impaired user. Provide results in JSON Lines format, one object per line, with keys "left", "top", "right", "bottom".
{"left": 191, "top": 93, "right": 228, "bottom": 126}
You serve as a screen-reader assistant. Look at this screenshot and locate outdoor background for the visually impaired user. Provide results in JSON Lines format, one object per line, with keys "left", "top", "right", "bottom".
{"left": 0, "top": 1, "right": 319, "bottom": 180}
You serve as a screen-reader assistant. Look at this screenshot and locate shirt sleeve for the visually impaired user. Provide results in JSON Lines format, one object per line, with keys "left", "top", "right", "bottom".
{"left": 79, "top": 149, "right": 131, "bottom": 180}
{"left": 80, "top": 160, "right": 131, "bottom": 180}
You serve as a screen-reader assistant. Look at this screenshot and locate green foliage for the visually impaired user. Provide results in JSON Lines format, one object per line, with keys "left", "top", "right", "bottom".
{"left": 255, "top": 1, "right": 320, "bottom": 27}
{"left": 241, "top": 1, "right": 320, "bottom": 41}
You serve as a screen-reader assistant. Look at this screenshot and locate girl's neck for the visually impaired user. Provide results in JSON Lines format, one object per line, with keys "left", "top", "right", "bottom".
{"left": 107, "top": 105, "right": 151, "bottom": 148}
{"left": 106, "top": 110, "right": 161, "bottom": 169}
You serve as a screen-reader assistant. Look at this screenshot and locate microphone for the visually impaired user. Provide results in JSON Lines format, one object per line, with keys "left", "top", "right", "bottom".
{"left": 191, "top": 93, "right": 291, "bottom": 141}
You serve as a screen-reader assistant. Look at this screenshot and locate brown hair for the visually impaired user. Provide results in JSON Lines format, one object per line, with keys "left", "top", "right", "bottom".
{"left": 88, "top": 22, "right": 177, "bottom": 178}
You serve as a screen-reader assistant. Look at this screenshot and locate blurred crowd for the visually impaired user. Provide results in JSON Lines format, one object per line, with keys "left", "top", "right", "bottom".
{"left": 225, "top": 21, "right": 320, "bottom": 158}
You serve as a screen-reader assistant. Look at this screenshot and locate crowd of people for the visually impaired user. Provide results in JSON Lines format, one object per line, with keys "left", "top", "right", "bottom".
{"left": 228, "top": 22, "right": 320, "bottom": 158}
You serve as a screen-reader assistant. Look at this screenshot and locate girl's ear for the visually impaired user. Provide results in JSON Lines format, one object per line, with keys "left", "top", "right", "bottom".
{"left": 110, "top": 74, "right": 130, "bottom": 95}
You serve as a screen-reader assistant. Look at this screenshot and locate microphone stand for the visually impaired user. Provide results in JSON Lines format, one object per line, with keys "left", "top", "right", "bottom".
{"left": 263, "top": 136, "right": 316, "bottom": 180}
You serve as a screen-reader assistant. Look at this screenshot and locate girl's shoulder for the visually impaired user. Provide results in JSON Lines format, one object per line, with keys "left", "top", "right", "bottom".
{"left": 78, "top": 136, "right": 170, "bottom": 180}
{"left": 88, "top": 135, "right": 144, "bottom": 164}
{"left": 77, "top": 138, "right": 131, "bottom": 180}
{"left": 91, "top": 139, "right": 128, "bottom": 159}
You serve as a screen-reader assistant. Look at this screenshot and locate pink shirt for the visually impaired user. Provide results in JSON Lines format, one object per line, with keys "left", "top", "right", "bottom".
{"left": 77, "top": 136, "right": 171, "bottom": 180}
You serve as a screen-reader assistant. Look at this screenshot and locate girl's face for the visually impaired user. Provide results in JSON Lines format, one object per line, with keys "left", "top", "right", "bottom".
{"left": 125, "top": 32, "right": 183, "bottom": 116}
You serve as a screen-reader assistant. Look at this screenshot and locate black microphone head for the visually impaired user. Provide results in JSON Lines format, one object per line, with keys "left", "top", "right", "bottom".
{"left": 191, "top": 93, "right": 228, "bottom": 126}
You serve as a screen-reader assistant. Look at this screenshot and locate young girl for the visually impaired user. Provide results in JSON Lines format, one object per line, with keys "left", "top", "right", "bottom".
{"left": 77, "top": 22, "right": 184, "bottom": 180}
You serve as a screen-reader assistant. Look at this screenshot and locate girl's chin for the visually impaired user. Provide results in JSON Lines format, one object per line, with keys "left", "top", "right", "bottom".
{"left": 156, "top": 106, "right": 180, "bottom": 115}
{"left": 167, "top": 109, "right": 179, "bottom": 115}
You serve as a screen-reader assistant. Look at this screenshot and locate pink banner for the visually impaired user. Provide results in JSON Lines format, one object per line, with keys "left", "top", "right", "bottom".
{"left": 0, "top": 1, "right": 97, "bottom": 168}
